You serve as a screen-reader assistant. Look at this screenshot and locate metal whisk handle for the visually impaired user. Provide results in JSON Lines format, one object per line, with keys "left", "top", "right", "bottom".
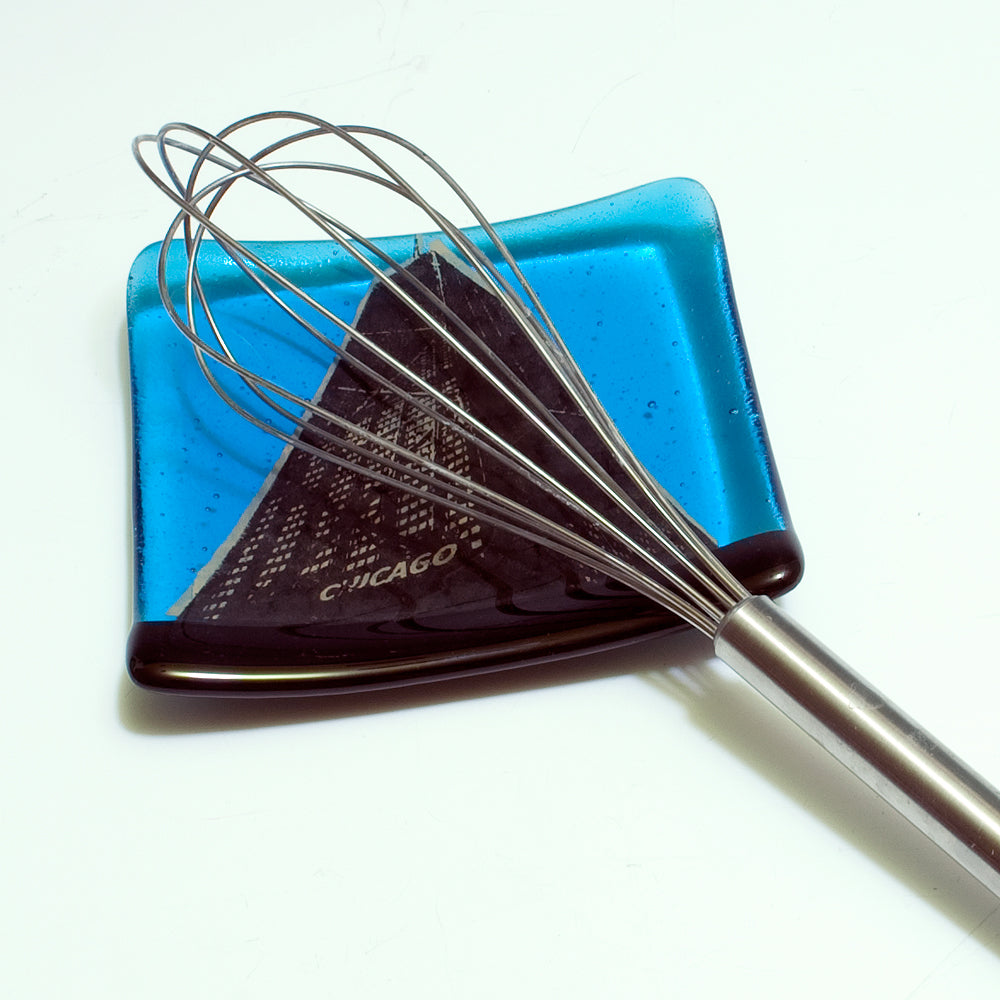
{"left": 715, "top": 596, "right": 1000, "bottom": 896}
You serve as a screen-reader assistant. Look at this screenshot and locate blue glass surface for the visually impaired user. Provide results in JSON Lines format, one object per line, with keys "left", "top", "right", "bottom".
{"left": 128, "top": 178, "right": 790, "bottom": 625}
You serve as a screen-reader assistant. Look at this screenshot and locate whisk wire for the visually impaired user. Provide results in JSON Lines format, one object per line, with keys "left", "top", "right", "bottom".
{"left": 146, "top": 115, "right": 744, "bottom": 606}
{"left": 135, "top": 117, "right": 744, "bottom": 625}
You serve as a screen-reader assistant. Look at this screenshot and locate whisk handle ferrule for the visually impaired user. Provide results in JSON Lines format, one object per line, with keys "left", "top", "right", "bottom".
{"left": 714, "top": 595, "right": 1000, "bottom": 897}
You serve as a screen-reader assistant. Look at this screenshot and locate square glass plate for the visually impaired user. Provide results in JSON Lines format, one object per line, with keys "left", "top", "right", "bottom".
{"left": 126, "top": 178, "right": 801, "bottom": 695}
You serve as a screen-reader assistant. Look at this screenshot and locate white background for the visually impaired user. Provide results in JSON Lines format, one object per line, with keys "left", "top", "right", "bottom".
{"left": 3, "top": 2, "right": 1000, "bottom": 996}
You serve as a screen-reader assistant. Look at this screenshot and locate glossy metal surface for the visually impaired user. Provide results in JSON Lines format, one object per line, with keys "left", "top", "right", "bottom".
{"left": 716, "top": 596, "right": 1000, "bottom": 897}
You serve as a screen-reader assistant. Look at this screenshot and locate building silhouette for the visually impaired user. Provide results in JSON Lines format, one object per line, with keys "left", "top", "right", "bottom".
{"left": 177, "top": 249, "right": 626, "bottom": 630}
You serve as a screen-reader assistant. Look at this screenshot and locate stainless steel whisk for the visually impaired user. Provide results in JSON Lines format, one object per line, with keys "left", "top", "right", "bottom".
{"left": 133, "top": 111, "right": 1000, "bottom": 897}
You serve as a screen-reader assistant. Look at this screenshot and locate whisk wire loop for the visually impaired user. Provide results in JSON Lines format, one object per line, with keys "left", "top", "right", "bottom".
{"left": 134, "top": 115, "right": 746, "bottom": 628}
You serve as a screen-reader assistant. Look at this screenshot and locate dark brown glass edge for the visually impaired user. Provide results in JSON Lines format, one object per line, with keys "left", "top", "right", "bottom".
{"left": 127, "top": 530, "right": 803, "bottom": 696}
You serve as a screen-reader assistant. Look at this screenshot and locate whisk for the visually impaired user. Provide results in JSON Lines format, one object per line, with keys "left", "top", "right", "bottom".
{"left": 132, "top": 111, "right": 1000, "bottom": 897}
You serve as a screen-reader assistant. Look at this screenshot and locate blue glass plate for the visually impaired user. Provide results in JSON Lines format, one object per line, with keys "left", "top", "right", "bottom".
{"left": 126, "top": 178, "right": 802, "bottom": 695}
